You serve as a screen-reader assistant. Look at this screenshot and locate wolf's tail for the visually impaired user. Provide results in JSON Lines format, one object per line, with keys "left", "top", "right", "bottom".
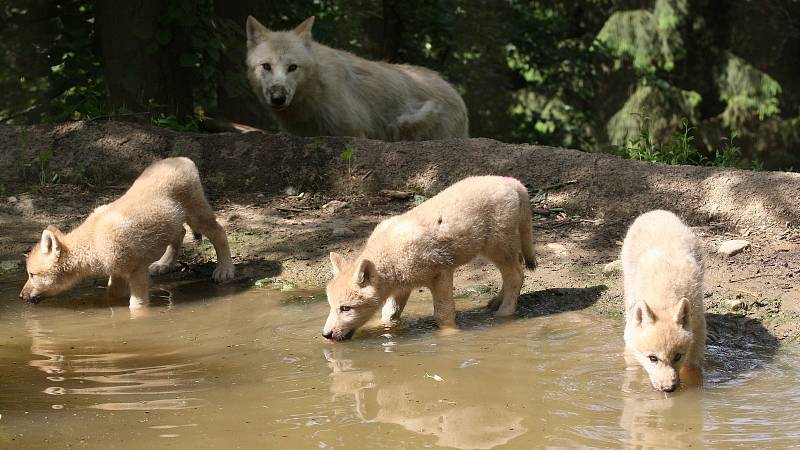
{"left": 514, "top": 180, "right": 537, "bottom": 270}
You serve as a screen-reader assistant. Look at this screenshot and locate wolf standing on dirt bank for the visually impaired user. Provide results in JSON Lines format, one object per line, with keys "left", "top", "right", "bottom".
{"left": 246, "top": 16, "right": 469, "bottom": 141}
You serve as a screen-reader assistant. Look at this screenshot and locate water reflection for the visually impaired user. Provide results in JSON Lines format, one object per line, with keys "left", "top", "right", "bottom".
{"left": 26, "top": 316, "right": 204, "bottom": 411}
{"left": 620, "top": 370, "right": 704, "bottom": 448}
{"left": 324, "top": 347, "right": 526, "bottom": 449}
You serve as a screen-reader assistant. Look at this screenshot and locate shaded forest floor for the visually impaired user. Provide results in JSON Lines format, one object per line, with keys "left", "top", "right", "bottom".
{"left": 0, "top": 121, "right": 798, "bottom": 346}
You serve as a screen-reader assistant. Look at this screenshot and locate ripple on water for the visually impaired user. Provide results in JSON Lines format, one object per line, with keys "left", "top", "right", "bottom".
{"left": 25, "top": 316, "right": 208, "bottom": 412}
{"left": 2, "top": 285, "right": 800, "bottom": 448}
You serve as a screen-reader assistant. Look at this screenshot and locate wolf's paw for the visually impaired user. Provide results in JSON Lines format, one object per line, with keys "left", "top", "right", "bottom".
{"left": 486, "top": 296, "right": 502, "bottom": 311}
{"left": 148, "top": 262, "right": 175, "bottom": 276}
{"left": 128, "top": 303, "right": 151, "bottom": 319}
{"left": 382, "top": 317, "right": 402, "bottom": 328}
{"left": 212, "top": 263, "right": 236, "bottom": 283}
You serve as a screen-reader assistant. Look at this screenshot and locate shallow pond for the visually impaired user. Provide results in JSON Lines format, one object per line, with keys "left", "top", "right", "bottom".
{"left": 0, "top": 277, "right": 798, "bottom": 449}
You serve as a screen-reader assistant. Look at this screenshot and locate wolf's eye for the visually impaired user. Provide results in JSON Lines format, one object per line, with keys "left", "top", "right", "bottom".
{"left": 339, "top": 305, "right": 352, "bottom": 312}
{"left": 648, "top": 355, "right": 658, "bottom": 363}
{"left": 261, "top": 63, "right": 271, "bottom": 72}
{"left": 673, "top": 353, "right": 682, "bottom": 362}
{"left": 288, "top": 64, "right": 298, "bottom": 72}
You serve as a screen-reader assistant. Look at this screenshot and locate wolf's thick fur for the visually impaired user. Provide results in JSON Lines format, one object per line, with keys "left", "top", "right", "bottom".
{"left": 20, "top": 157, "right": 235, "bottom": 309}
{"left": 621, "top": 210, "right": 705, "bottom": 392}
{"left": 323, "top": 176, "right": 536, "bottom": 341}
{"left": 246, "top": 16, "right": 468, "bottom": 141}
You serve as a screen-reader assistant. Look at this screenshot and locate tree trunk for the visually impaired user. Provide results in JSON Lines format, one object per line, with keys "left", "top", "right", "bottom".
{"left": 94, "top": 0, "right": 193, "bottom": 118}
{"left": 212, "top": 0, "right": 275, "bottom": 129}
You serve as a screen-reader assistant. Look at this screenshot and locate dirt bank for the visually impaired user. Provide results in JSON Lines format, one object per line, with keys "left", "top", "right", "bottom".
{"left": 0, "top": 121, "right": 797, "bottom": 343}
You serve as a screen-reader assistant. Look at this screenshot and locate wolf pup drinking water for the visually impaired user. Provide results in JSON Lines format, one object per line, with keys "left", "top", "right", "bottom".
{"left": 322, "top": 176, "right": 536, "bottom": 341}
{"left": 20, "top": 157, "right": 235, "bottom": 309}
{"left": 621, "top": 210, "right": 705, "bottom": 392}
{"left": 245, "top": 16, "right": 468, "bottom": 141}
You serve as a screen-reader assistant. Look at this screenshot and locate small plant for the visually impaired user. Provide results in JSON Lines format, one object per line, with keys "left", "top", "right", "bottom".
{"left": 667, "top": 117, "right": 700, "bottom": 165}
{"left": 607, "top": 114, "right": 662, "bottom": 162}
{"left": 244, "top": 176, "right": 256, "bottom": 189}
{"left": 750, "top": 159, "right": 765, "bottom": 171}
{"left": 605, "top": 114, "right": 753, "bottom": 169}
{"left": 151, "top": 113, "right": 202, "bottom": 132}
{"left": 341, "top": 144, "right": 355, "bottom": 178}
{"left": 37, "top": 148, "right": 58, "bottom": 187}
{"left": 712, "top": 131, "right": 741, "bottom": 167}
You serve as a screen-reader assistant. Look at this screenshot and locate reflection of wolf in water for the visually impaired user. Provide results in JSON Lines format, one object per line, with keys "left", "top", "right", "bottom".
{"left": 324, "top": 348, "right": 526, "bottom": 449}
{"left": 619, "top": 373, "right": 704, "bottom": 448}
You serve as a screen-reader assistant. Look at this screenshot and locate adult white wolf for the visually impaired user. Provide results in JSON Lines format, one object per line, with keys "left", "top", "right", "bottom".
{"left": 245, "top": 16, "right": 469, "bottom": 141}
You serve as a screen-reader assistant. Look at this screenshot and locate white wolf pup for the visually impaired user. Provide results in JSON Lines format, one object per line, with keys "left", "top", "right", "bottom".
{"left": 245, "top": 16, "right": 468, "bottom": 141}
{"left": 323, "top": 176, "right": 536, "bottom": 341}
{"left": 20, "top": 157, "right": 235, "bottom": 309}
{"left": 621, "top": 210, "right": 705, "bottom": 392}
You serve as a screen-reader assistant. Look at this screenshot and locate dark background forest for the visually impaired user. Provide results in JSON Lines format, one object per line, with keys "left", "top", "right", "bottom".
{"left": 1, "top": 0, "right": 798, "bottom": 169}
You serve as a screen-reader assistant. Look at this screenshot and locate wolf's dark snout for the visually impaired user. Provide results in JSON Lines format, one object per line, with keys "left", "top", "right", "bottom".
{"left": 270, "top": 94, "right": 286, "bottom": 106}
{"left": 322, "top": 330, "right": 333, "bottom": 340}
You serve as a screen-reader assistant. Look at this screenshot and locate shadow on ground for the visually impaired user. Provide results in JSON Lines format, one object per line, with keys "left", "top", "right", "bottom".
{"left": 353, "top": 285, "right": 608, "bottom": 341}
{"left": 704, "top": 312, "right": 780, "bottom": 383}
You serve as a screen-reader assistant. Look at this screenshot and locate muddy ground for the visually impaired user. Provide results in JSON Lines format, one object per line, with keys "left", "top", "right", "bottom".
{"left": 0, "top": 121, "right": 798, "bottom": 345}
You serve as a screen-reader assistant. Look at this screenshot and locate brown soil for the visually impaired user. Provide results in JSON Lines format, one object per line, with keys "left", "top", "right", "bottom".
{"left": 0, "top": 121, "right": 798, "bottom": 344}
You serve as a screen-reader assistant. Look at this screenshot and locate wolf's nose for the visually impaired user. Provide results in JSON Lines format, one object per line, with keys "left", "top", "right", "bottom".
{"left": 270, "top": 95, "right": 286, "bottom": 106}
{"left": 322, "top": 331, "right": 333, "bottom": 340}
{"left": 662, "top": 385, "right": 676, "bottom": 393}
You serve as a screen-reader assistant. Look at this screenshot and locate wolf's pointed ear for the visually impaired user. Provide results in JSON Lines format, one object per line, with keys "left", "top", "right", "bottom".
{"left": 293, "top": 16, "right": 315, "bottom": 43}
{"left": 674, "top": 297, "right": 691, "bottom": 328}
{"left": 633, "top": 301, "right": 655, "bottom": 326}
{"left": 246, "top": 16, "right": 269, "bottom": 47}
{"left": 354, "top": 259, "right": 375, "bottom": 286}
{"left": 40, "top": 227, "right": 61, "bottom": 257}
{"left": 330, "top": 252, "right": 345, "bottom": 275}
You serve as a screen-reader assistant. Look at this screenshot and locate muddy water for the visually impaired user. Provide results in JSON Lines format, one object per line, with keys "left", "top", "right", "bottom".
{"left": 0, "top": 278, "right": 798, "bottom": 449}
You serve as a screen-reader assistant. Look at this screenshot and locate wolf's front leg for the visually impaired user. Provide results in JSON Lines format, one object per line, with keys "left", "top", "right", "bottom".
{"left": 127, "top": 268, "right": 150, "bottom": 310}
{"left": 382, "top": 289, "right": 411, "bottom": 326}
{"left": 430, "top": 270, "right": 457, "bottom": 332}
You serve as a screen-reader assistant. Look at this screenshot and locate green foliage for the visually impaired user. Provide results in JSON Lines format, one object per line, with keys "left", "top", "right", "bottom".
{"left": 0, "top": 1, "right": 106, "bottom": 123}
{"left": 36, "top": 148, "right": 57, "bottom": 186}
{"left": 151, "top": 113, "right": 202, "bottom": 132}
{"left": 0, "top": 0, "right": 798, "bottom": 169}
{"left": 604, "top": 115, "right": 762, "bottom": 169}
{"left": 711, "top": 131, "right": 741, "bottom": 167}
{"left": 717, "top": 53, "right": 782, "bottom": 127}
{"left": 607, "top": 83, "right": 701, "bottom": 147}
{"left": 341, "top": 144, "right": 355, "bottom": 178}
{"left": 606, "top": 115, "right": 703, "bottom": 165}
